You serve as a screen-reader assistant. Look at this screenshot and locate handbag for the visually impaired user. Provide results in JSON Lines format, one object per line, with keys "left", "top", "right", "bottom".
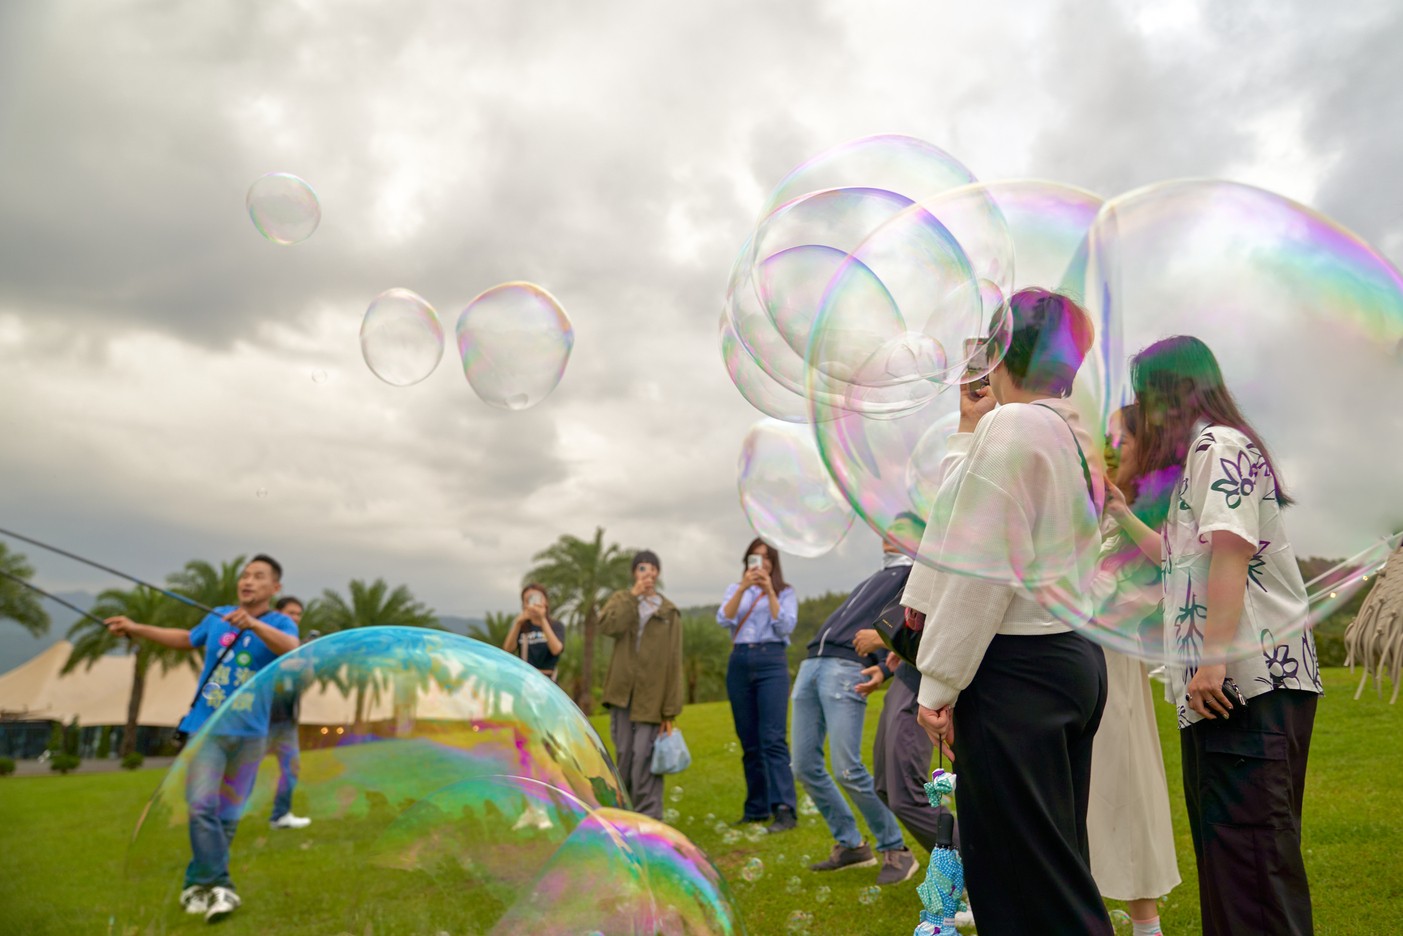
{"left": 650, "top": 726, "right": 692, "bottom": 775}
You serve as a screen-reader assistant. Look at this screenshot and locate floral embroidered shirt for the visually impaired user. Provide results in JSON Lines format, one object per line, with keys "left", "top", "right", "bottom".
{"left": 1164, "top": 425, "right": 1322, "bottom": 728}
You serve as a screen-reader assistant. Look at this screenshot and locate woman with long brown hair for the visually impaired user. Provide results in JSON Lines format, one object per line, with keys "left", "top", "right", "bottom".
{"left": 1087, "top": 405, "right": 1180, "bottom": 936}
{"left": 1107, "top": 335, "right": 1320, "bottom": 935}
{"left": 717, "top": 537, "right": 799, "bottom": 832}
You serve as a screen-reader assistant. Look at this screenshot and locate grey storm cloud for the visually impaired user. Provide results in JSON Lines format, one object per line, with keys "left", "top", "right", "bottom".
{"left": 1, "top": 0, "right": 1400, "bottom": 622}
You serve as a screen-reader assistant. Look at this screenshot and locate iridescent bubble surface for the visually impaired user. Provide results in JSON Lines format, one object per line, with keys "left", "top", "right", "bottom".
{"left": 738, "top": 419, "right": 855, "bottom": 558}
{"left": 1070, "top": 180, "right": 1403, "bottom": 663}
{"left": 456, "top": 282, "right": 574, "bottom": 410}
{"left": 359, "top": 288, "right": 444, "bottom": 387}
{"left": 245, "top": 172, "right": 321, "bottom": 245}
{"left": 117, "top": 628, "right": 657, "bottom": 934}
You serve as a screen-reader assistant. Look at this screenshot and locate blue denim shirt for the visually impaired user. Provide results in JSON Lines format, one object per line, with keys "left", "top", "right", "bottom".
{"left": 717, "top": 584, "right": 799, "bottom": 644}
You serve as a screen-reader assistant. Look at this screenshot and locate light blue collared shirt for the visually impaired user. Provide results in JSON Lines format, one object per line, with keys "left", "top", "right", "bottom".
{"left": 717, "top": 584, "right": 799, "bottom": 645}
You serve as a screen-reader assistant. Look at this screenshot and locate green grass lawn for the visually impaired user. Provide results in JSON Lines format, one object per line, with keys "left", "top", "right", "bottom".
{"left": 0, "top": 667, "right": 1399, "bottom": 935}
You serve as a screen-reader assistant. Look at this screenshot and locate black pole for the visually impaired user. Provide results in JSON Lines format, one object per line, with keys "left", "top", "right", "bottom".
{"left": 0, "top": 526, "right": 218, "bottom": 615}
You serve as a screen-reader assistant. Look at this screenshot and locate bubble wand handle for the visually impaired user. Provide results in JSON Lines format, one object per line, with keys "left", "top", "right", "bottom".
{"left": 0, "top": 526, "right": 218, "bottom": 615}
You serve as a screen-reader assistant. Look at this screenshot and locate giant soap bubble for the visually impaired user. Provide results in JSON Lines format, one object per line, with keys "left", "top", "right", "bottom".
{"left": 246, "top": 172, "right": 321, "bottom": 245}
{"left": 812, "top": 181, "right": 1106, "bottom": 559}
{"left": 116, "top": 629, "right": 743, "bottom": 934}
{"left": 456, "top": 282, "right": 574, "bottom": 410}
{"left": 1069, "top": 180, "right": 1403, "bottom": 664}
{"left": 738, "top": 419, "right": 854, "bottom": 558}
{"left": 360, "top": 288, "right": 445, "bottom": 387}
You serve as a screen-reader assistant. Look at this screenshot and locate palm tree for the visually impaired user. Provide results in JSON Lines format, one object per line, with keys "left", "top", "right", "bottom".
{"left": 525, "top": 528, "right": 634, "bottom": 713}
{"left": 64, "top": 586, "right": 199, "bottom": 756}
{"left": 314, "top": 578, "right": 439, "bottom": 725}
{"left": 476, "top": 610, "right": 517, "bottom": 650}
{"left": 0, "top": 544, "right": 50, "bottom": 636}
{"left": 167, "top": 556, "right": 247, "bottom": 628}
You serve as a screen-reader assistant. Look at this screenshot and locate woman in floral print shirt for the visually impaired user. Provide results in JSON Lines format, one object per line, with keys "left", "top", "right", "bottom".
{"left": 1107, "top": 335, "right": 1320, "bottom": 936}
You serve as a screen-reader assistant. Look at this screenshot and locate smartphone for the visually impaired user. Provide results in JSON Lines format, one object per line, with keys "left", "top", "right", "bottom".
{"left": 528, "top": 593, "right": 544, "bottom": 608}
{"left": 962, "top": 338, "right": 990, "bottom": 390}
{"left": 747, "top": 554, "right": 763, "bottom": 570}
{"left": 1222, "top": 678, "right": 1247, "bottom": 708}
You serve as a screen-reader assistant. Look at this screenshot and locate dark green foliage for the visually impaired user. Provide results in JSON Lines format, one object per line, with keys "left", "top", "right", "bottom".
{"left": 120, "top": 752, "right": 144, "bottom": 770}
{"left": 0, "top": 756, "right": 14, "bottom": 776}
{"left": 62, "top": 718, "right": 79, "bottom": 758}
{"left": 46, "top": 722, "right": 62, "bottom": 755}
{"left": 48, "top": 755, "right": 80, "bottom": 774}
{"left": 96, "top": 726, "right": 111, "bottom": 760}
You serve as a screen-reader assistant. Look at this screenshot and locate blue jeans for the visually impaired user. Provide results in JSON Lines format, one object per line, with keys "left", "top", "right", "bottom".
{"left": 791, "top": 657, "right": 905, "bottom": 852}
{"left": 725, "top": 642, "right": 798, "bottom": 819}
{"left": 267, "top": 720, "right": 300, "bottom": 821}
{"left": 184, "top": 734, "right": 266, "bottom": 889}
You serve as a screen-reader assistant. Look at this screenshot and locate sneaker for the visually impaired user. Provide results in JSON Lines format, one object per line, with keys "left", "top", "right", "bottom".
{"left": 954, "top": 906, "right": 975, "bottom": 930}
{"left": 204, "top": 886, "right": 241, "bottom": 922}
{"left": 179, "top": 886, "right": 209, "bottom": 915}
{"left": 876, "top": 847, "right": 919, "bottom": 885}
{"left": 766, "top": 805, "right": 797, "bottom": 834}
{"left": 270, "top": 813, "right": 312, "bottom": 829}
{"left": 809, "top": 841, "right": 876, "bottom": 872}
{"left": 731, "top": 815, "right": 769, "bottom": 826}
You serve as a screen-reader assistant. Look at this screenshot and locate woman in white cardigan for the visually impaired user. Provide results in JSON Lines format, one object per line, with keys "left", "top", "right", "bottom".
{"left": 904, "top": 288, "right": 1113, "bottom": 935}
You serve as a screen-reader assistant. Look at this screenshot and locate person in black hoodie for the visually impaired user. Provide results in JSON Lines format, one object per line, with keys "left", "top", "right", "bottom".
{"left": 790, "top": 532, "right": 920, "bottom": 887}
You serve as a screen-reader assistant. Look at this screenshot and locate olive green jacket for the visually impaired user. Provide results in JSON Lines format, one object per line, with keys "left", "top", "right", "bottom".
{"left": 598, "top": 588, "right": 684, "bottom": 724}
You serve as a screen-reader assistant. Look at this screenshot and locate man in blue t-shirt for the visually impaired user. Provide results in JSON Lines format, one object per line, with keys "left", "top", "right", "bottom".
{"left": 106, "top": 553, "right": 299, "bottom": 923}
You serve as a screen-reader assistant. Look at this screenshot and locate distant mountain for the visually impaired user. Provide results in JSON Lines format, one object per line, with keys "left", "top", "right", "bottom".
{"left": 0, "top": 590, "right": 96, "bottom": 674}
{"left": 437, "top": 615, "right": 486, "bottom": 637}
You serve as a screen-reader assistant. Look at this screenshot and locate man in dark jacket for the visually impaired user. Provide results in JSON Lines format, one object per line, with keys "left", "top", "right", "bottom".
{"left": 598, "top": 549, "right": 683, "bottom": 821}
{"left": 792, "top": 531, "right": 919, "bottom": 887}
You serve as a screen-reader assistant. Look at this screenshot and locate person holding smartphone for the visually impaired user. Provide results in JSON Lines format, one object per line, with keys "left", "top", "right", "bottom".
{"left": 717, "top": 538, "right": 799, "bottom": 832}
{"left": 905, "top": 290, "right": 1112, "bottom": 934}
{"left": 504, "top": 583, "right": 565, "bottom": 681}
{"left": 599, "top": 550, "right": 683, "bottom": 820}
{"left": 1107, "top": 336, "right": 1320, "bottom": 936}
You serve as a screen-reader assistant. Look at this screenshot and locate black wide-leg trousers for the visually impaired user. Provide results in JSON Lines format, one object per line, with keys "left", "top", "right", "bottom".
{"left": 1181, "top": 687, "right": 1317, "bottom": 936}
{"left": 952, "top": 632, "right": 1112, "bottom": 936}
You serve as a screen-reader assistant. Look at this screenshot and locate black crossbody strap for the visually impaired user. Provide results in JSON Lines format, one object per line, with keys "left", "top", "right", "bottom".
{"left": 1033, "top": 403, "right": 1095, "bottom": 505}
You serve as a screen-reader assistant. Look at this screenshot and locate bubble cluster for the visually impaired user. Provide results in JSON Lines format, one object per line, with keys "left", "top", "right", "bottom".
{"left": 723, "top": 136, "right": 1403, "bottom": 669}
{"left": 360, "top": 288, "right": 444, "bottom": 387}
{"left": 737, "top": 419, "right": 855, "bottom": 558}
{"left": 456, "top": 282, "right": 574, "bottom": 410}
{"left": 786, "top": 909, "right": 814, "bottom": 933}
{"left": 245, "top": 172, "right": 321, "bottom": 245}
{"left": 116, "top": 628, "right": 739, "bottom": 934}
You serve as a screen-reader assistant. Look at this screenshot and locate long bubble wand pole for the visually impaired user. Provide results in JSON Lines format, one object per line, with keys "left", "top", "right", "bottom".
{"left": 0, "top": 567, "right": 115, "bottom": 629}
{"left": 0, "top": 526, "right": 218, "bottom": 616}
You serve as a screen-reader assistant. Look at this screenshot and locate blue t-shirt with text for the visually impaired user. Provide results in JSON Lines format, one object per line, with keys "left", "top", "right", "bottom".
{"left": 179, "top": 607, "right": 300, "bottom": 737}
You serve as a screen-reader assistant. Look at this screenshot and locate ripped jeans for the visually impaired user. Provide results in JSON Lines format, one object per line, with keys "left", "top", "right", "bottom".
{"left": 790, "top": 656, "right": 905, "bottom": 852}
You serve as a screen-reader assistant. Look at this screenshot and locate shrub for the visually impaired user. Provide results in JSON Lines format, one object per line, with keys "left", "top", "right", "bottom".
{"left": 49, "top": 754, "right": 80, "bottom": 774}
{"left": 0, "top": 756, "right": 14, "bottom": 777}
{"left": 120, "top": 752, "right": 144, "bottom": 771}
{"left": 96, "top": 726, "right": 112, "bottom": 760}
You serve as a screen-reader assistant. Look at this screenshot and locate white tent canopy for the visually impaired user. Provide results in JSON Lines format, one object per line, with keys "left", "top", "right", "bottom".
{"left": 0, "top": 641, "right": 198, "bottom": 727}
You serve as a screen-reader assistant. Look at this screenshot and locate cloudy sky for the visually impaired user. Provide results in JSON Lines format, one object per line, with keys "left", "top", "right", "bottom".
{"left": 1, "top": 0, "right": 1400, "bottom": 631}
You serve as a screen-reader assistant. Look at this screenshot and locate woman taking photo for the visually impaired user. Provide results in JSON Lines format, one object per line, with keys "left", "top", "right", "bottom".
{"left": 503, "top": 583, "right": 565, "bottom": 681}
{"left": 717, "top": 538, "right": 799, "bottom": 832}
{"left": 904, "top": 288, "right": 1113, "bottom": 934}
{"left": 1107, "top": 335, "right": 1320, "bottom": 936}
{"left": 1087, "top": 405, "right": 1180, "bottom": 936}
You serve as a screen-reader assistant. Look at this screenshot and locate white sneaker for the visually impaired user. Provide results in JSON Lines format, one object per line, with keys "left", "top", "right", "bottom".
{"left": 270, "top": 812, "right": 312, "bottom": 829}
{"left": 205, "top": 886, "right": 240, "bottom": 922}
{"left": 953, "top": 906, "right": 976, "bottom": 930}
{"left": 179, "top": 886, "right": 209, "bottom": 915}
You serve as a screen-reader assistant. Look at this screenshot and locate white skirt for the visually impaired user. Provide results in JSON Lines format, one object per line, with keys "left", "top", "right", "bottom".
{"left": 1087, "top": 648, "right": 1181, "bottom": 901}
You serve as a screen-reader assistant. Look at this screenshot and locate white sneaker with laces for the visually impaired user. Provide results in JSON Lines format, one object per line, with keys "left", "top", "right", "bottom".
{"left": 179, "top": 886, "right": 209, "bottom": 915}
{"left": 270, "top": 813, "right": 312, "bottom": 829}
{"left": 205, "top": 886, "right": 241, "bottom": 922}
